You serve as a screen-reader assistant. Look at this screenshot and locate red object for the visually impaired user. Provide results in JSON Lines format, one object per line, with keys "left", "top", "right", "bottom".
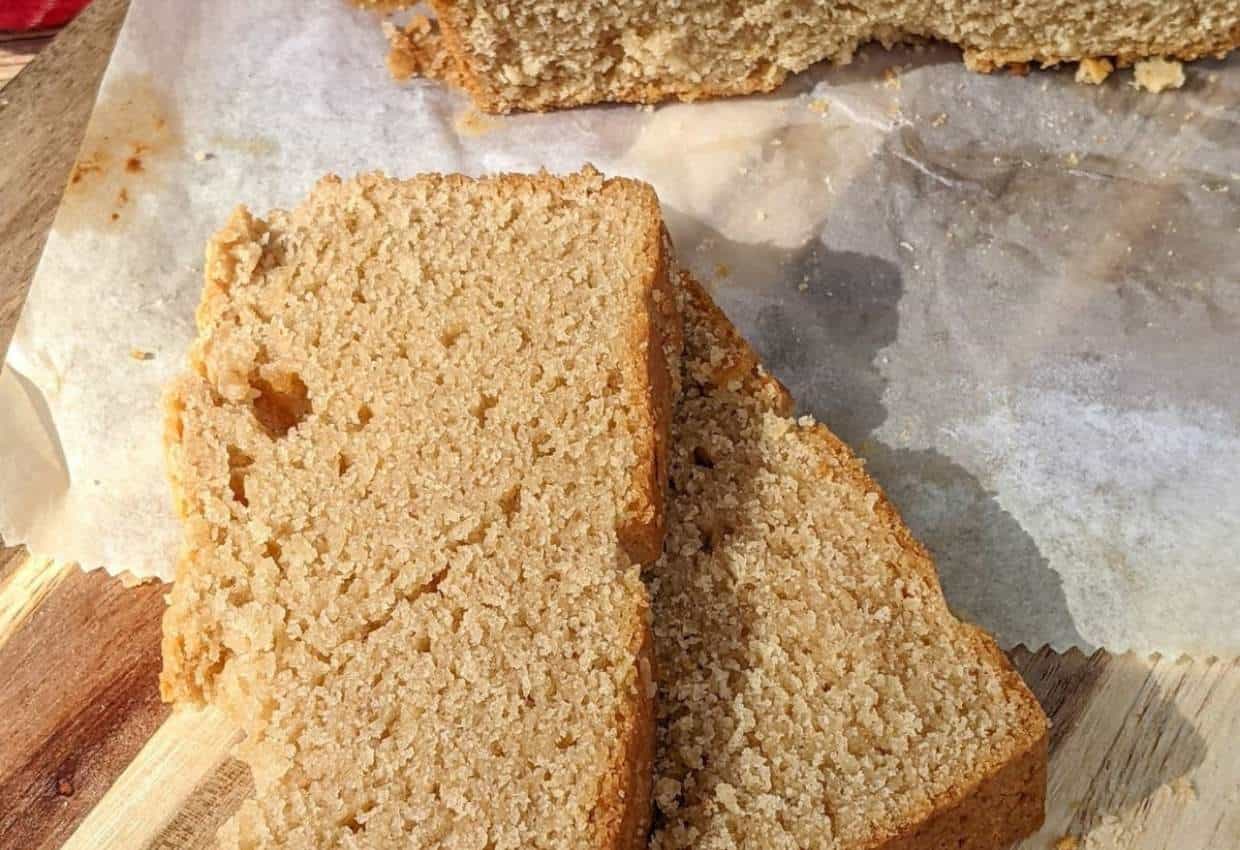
{"left": 0, "top": 0, "right": 92, "bottom": 30}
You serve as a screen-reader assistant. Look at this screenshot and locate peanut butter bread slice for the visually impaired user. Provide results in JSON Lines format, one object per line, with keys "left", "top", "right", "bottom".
{"left": 648, "top": 275, "right": 1047, "bottom": 850}
{"left": 398, "top": 0, "right": 1237, "bottom": 111}
{"left": 160, "top": 168, "right": 680, "bottom": 850}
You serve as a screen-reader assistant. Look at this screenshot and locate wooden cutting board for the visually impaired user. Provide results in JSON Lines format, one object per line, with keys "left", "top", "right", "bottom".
{"left": 1, "top": 3, "right": 1237, "bottom": 848}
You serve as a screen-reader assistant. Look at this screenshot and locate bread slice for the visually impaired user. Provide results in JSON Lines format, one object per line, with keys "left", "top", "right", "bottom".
{"left": 160, "top": 168, "right": 681, "bottom": 850}
{"left": 648, "top": 275, "right": 1047, "bottom": 850}
{"left": 396, "top": 1, "right": 1238, "bottom": 111}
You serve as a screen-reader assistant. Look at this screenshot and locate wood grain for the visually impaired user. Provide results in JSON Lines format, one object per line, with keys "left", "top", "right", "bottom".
{"left": 0, "top": 29, "right": 58, "bottom": 89}
{"left": 0, "top": 0, "right": 129, "bottom": 358}
{"left": 0, "top": 553, "right": 169, "bottom": 850}
{"left": 1012, "top": 649, "right": 1240, "bottom": 850}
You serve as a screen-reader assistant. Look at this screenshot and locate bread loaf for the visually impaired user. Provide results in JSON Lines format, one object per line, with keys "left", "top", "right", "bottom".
{"left": 395, "top": 0, "right": 1237, "bottom": 111}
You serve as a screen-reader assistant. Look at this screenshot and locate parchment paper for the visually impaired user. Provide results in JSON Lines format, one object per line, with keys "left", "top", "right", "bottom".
{"left": 1, "top": 0, "right": 1237, "bottom": 653}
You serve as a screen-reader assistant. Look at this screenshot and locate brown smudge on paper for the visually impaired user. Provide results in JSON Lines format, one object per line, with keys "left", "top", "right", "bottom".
{"left": 58, "top": 74, "right": 183, "bottom": 233}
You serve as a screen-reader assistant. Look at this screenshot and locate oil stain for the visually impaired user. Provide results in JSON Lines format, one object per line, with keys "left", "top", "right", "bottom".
{"left": 57, "top": 74, "right": 183, "bottom": 233}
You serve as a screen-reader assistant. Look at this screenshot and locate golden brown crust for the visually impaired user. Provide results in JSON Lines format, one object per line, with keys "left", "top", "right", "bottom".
{"left": 865, "top": 723, "right": 1046, "bottom": 850}
{"left": 424, "top": 1, "right": 506, "bottom": 110}
{"left": 596, "top": 612, "right": 657, "bottom": 850}
{"left": 616, "top": 198, "right": 681, "bottom": 565}
{"left": 676, "top": 273, "right": 1048, "bottom": 850}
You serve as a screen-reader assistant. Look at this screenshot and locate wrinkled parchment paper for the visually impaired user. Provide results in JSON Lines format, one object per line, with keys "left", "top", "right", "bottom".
{"left": 1, "top": 0, "right": 1237, "bottom": 653}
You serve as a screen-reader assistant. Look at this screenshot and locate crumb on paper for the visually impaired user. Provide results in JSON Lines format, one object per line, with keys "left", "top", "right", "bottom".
{"left": 193, "top": 150, "right": 213, "bottom": 162}
{"left": 882, "top": 66, "right": 902, "bottom": 90}
{"left": 930, "top": 112, "right": 947, "bottom": 127}
{"left": 130, "top": 348, "right": 154, "bottom": 361}
{"left": 1132, "top": 58, "right": 1185, "bottom": 93}
{"left": 714, "top": 263, "right": 730, "bottom": 279}
{"left": 808, "top": 97, "right": 830, "bottom": 115}
{"left": 755, "top": 209, "right": 767, "bottom": 222}
{"left": 1053, "top": 836, "right": 1079, "bottom": 850}
{"left": 1076, "top": 57, "right": 1114, "bottom": 85}
{"left": 797, "top": 282, "right": 808, "bottom": 292}
{"left": 453, "top": 109, "right": 500, "bottom": 137}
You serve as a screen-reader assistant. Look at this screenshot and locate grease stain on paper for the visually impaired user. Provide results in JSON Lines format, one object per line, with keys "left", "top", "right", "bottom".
{"left": 58, "top": 74, "right": 183, "bottom": 233}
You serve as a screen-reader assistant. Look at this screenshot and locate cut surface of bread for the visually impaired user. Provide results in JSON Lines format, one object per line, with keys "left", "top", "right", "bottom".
{"left": 647, "top": 275, "right": 1047, "bottom": 850}
{"left": 160, "top": 168, "right": 680, "bottom": 850}
{"left": 397, "top": 0, "right": 1238, "bottom": 111}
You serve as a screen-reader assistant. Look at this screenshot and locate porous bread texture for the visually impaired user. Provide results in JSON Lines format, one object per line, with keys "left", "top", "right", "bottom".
{"left": 406, "top": 0, "right": 1238, "bottom": 111}
{"left": 647, "top": 275, "right": 1048, "bottom": 850}
{"left": 160, "top": 168, "right": 681, "bottom": 850}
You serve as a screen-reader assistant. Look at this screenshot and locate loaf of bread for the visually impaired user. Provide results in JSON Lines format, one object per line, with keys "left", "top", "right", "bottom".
{"left": 647, "top": 274, "right": 1048, "bottom": 850}
{"left": 160, "top": 168, "right": 681, "bottom": 850}
{"left": 395, "top": 0, "right": 1238, "bottom": 111}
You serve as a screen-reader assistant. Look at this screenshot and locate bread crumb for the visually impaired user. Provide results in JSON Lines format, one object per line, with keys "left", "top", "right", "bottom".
{"left": 1066, "top": 152, "right": 1080, "bottom": 166}
{"left": 130, "top": 348, "right": 154, "bottom": 361}
{"left": 453, "top": 108, "right": 499, "bottom": 136}
{"left": 755, "top": 209, "right": 767, "bottom": 222}
{"left": 808, "top": 97, "right": 830, "bottom": 115}
{"left": 194, "top": 150, "right": 213, "bottom": 162}
{"left": 930, "top": 112, "right": 947, "bottom": 127}
{"left": 1132, "top": 58, "right": 1185, "bottom": 93}
{"left": 1075, "top": 57, "right": 1114, "bottom": 85}
{"left": 714, "top": 263, "right": 730, "bottom": 279}
{"left": 1053, "top": 836, "right": 1079, "bottom": 850}
{"left": 882, "top": 66, "right": 902, "bottom": 89}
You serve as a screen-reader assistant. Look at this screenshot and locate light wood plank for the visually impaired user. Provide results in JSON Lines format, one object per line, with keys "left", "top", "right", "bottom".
{"left": 0, "top": 566, "right": 169, "bottom": 850}
{"left": 0, "top": 0, "right": 129, "bottom": 358}
{"left": 1013, "top": 652, "right": 1240, "bottom": 850}
{"left": 0, "top": 29, "right": 58, "bottom": 89}
{"left": 0, "top": 551, "right": 73, "bottom": 646}
{"left": 61, "top": 706, "right": 247, "bottom": 850}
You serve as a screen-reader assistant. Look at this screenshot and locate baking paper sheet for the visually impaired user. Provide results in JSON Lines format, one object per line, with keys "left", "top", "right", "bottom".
{"left": 1, "top": 0, "right": 1237, "bottom": 653}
